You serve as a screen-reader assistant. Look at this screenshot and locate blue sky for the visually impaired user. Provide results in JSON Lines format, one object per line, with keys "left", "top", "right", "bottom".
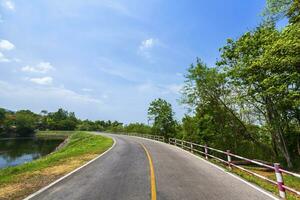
{"left": 0, "top": 0, "right": 266, "bottom": 123}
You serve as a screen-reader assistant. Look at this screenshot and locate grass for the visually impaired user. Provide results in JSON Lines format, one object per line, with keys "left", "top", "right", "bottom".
{"left": 0, "top": 131, "right": 113, "bottom": 200}
{"left": 36, "top": 131, "right": 75, "bottom": 137}
{"left": 177, "top": 144, "right": 300, "bottom": 199}
{"left": 233, "top": 168, "right": 300, "bottom": 200}
{"left": 201, "top": 156, "right": 300, "bottom": 200}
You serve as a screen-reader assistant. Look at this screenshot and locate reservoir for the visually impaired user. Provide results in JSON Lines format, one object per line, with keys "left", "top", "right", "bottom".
{"left": 0, "top": 137, "right": 63, "bottom": 169}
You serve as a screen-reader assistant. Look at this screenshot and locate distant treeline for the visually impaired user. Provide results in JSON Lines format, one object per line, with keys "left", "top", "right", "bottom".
{"left": 0, "top": 107, "right": 152, "bottom": 137}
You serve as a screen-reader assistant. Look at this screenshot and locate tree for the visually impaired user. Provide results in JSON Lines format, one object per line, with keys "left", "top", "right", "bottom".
{"left": 263, "top": 0, "right": 300, "bottom": 23}
{"left": 217, "top": 23, "right": 300, "bottom": 167}
{"left": 47, "top": 108, "right": 78, "bottom": 130}
{"left": 0, "top": 108, "right": 6, "bottom": 134}
{"left": 15, "top": 110, "right": 37, "bottom": 137}
{"left": 148, "top": 98, "right": 176, "bottom": 139}
{"left": 181, "top": 59, "right": 273, "bottom": 159}
{"left": 0, "top": 108, "right": 5, "bottom": 122}
{"left": 77, "top": 120, "right": 96, "bottom": 131}
{"left": 123, "top": 123, "right": 152, "bottom": 135}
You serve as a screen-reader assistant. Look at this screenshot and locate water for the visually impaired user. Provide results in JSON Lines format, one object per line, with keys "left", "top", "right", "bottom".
{"left": 0, "top": 137, "right": 63, "bottom": 169}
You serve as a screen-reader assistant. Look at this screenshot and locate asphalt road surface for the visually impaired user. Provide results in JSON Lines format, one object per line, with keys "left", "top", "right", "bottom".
{"left": 29, "top": 133, "right": 277, "bottom": 200}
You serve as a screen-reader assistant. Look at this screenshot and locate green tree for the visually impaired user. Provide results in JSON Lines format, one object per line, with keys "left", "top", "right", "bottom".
{"left": 15, "top": 110, "right": 37, "bottom": 137}
{"left": 181, "top": 59, "right": 272, "bottom": 159}
{"left": 77, "top": 120, "right": 96, "bottom": 131}
{"left": 0, "top": 108, "right": 5, "bottom": 123}
{"left": 217, "top": 23, "right": 300, "bottom": 167}
{"left": 123, "top": 123, "right": 152, "bottom": 135}
{"left": 47, "top": 108, "right": 78, "bottom": 130}
{"left": 148, "top": 98, "right": 176, "bottom": 139}
{"left": 263, "top": 0, "right": 300, "bottom": 23}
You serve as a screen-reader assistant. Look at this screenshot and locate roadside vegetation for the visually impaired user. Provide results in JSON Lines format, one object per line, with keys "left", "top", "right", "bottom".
{"left": 0, "top": 131, "right": 113, "bottom": 200}
{"left": 203, "top": 157, "right": 300, "bottom": 200}
{"left": 0, "top": 0, "right": 299, "bottom": 198}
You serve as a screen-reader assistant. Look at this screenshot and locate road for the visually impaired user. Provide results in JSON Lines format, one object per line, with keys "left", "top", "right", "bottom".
{"left": 29, "top": 133, "right": 277, "bottom": 200}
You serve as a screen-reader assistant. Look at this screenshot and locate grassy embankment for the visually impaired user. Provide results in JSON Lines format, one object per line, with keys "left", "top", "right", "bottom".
{"left": 0, "top": 131, "right": 113, "bottom": 200}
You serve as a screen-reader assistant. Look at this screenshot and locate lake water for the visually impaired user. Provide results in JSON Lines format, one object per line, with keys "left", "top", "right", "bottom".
{"left": 0, "top": 137, "right": 63, "bottom": 169}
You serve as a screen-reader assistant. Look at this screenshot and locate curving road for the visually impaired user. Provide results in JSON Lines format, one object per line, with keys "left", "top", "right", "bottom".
{"left": 29, "top": 133, "right": 278, "bottom": 200}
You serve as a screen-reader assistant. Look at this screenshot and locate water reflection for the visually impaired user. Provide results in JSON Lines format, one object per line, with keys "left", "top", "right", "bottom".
{"left": 0, "top": 137, "right": 63, "bottom": 169}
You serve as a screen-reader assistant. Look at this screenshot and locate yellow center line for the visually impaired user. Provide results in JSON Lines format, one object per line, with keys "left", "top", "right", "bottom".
{"left": 140, "top": 143, "right": 157, "bottom": 200}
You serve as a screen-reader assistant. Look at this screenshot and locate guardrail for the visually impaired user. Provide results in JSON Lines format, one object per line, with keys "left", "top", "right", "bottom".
{"left": 116, "top": 132, "right": 165, "bottom": 143}
{"left": 168, "top": 138, "right": 300, "bottom": 199}
{"left": 113, "top": 132, "right": 299, "bottom": 199}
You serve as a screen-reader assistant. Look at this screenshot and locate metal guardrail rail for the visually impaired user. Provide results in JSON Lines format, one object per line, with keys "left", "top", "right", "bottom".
{"left": 168, "top": 138, "right": 300, "bottom": 199}
{"left": 116, "top": 132, "right": 165, "bottom": 142}
{"left": 113, "top": 132, "right": 299, "bottom": 199}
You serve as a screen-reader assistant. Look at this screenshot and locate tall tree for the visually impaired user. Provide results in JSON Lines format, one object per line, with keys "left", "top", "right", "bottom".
{"left": 181, "top": 59, "right": 272, "bottom": 158}
{"left": 15, "top": 110, "right": 37, "bottom": 137}
{"left": 217, "top": 24, "right": 300, "bottom": 167}
{"left": 148, "top": 98, "right": 176, "bottom": 139}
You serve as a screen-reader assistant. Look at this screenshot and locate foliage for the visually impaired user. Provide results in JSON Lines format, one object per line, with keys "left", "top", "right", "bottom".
{"left": 263, "top": 0, "right": 300, "bottom": 23}
{"left": 46, "top": 108, "right": 78, "bottom": 131}
{"left": 180, "top": 11, "right": 300, "bottom": 168}
{"left": 217, "top": 23, "right": 300, "bottom": 168}
{"left": 148, "top": 98, "right": 177, "bottom": 138}
{"left": 15, "top": 110, "right": 38, "bottom": 137}
{"left": 123, "top": 123, "right": 152, "bottom": 134}
{"left": 180, "top": 59, "right": 274, "bottom": 160}
{"left": 0, "top": 107, "right": 128, "bottom": 137}
{"left": 0, "top": 108, "right": 5, "bottom": 124}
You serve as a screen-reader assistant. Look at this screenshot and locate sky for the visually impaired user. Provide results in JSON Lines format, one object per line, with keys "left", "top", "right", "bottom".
{"left": 0, "top": 0, "right": 267, "bottom": 123}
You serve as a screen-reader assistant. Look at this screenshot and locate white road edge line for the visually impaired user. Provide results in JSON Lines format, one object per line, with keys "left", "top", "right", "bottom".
{"left": 23, "top": 136, "right": 116, "bottom": 200}
{"left": 168, "top": 143, "right": 279, "bottom": 200}
{"left": 120, "top": 134, "right": 279, "bottom": 200}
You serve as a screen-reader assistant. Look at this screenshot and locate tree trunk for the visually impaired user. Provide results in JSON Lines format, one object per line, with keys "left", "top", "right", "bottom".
{"left": 215, "top": 94, "right": 273, "bottom": 154}
{"left": 297, "top": 135, "right": 300, "bottom": 156}
{"left": 265, "top": 98, "right": 293, "bottom": 168}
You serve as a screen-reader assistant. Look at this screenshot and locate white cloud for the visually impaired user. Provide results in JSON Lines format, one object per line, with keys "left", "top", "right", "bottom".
{"left": 0, "top": 52, "right": 10, "bottom": 62}
{"left": 138, "top": 38, "right": 159, "bottom": 59}
{"left": 2, "top": 0, "right": 15, "bottom": 11}
{"left": 0, "top": 40, "right": 15, "bottom": 51}
{"left": 28, "top": 76, "right": 53, "bottom": 85}
{"left": 139, "top": 38, "right": 156, "bottom": 51}
{"left": 21, "top": 62, "right": 55, "bottom": 73}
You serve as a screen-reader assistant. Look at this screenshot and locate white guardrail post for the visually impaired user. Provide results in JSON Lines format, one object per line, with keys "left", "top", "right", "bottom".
{"left": 123, "top": 134, "right": 300, "bottom": 198}
{"left": 133, "top": 134, "right": 299, "bottom": 198}
{"left": 204, "top": 144, "right": 208, "bottom": 159}
{"left": 226, "top": 150, "right": 232, "bottom": 170}
{"left": 274, "top": 163, "right": 286, "bottom": 199}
